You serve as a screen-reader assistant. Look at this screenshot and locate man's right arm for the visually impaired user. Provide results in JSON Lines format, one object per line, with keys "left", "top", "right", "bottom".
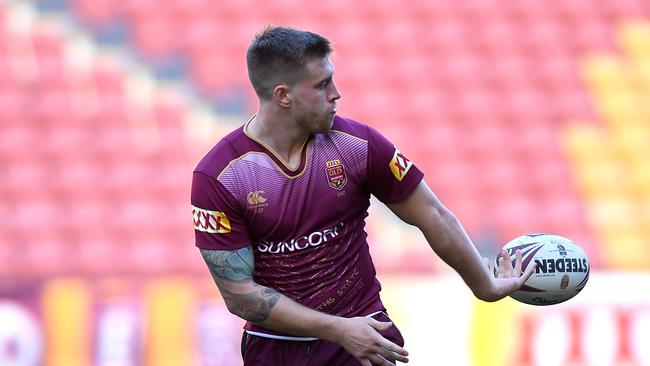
{"left": 199, "top": 247, "right": 409, "bottom": 366}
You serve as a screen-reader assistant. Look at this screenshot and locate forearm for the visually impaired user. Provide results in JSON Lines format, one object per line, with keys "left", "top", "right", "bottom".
{"left": 200, "top": 247, "right": 344, "bottom": 341}
{"left": 216, "top": 280, "right": 343, "bottom": 341}
{"left": 419, "top": 208, "right": 497, "bottom": 301}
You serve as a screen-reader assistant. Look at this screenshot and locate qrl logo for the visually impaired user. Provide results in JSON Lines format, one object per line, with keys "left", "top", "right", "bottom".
{"left": 325, "top": 159, "right": 347, "bottom": 190}
{"left": 389, "top": 148, "right": 413, "bottom": 181}
{"left": 192, "top": 205, "right": 231, "bottom": 234}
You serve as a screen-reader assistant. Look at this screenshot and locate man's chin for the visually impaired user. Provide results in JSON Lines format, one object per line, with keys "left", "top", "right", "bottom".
{"left": 311, "top": 117, "right": 334, "bottom": 134}
{"left": 326, "top": 114, "right": 336, "bottom": 128}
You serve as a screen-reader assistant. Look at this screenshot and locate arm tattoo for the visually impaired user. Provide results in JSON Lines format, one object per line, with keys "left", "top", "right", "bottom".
{"left": 200, "top": 247, "right": 280, "bottom": 323}
{"left": 200, "top": 246, "right": 254, "bottom": 282}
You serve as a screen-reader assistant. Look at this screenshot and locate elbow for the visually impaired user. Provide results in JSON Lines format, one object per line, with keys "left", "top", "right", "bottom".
{"left": 223, "top": 299, "right": 242, "bottom": 317}
{"left": 221, "top": 294, "right": 249, "bottom": 320}
{"left": 221, "top": 290, "right": 279, "bottom": 324}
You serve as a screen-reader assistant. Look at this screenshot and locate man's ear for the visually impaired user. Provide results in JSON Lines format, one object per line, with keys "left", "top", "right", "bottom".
{"left": 273, "top": 85, "right": 291, "bottom": 108}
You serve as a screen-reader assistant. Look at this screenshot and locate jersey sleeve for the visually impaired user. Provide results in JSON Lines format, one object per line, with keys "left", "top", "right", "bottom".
{"left": 191, "top": 171, "right": 250, "bottom": 250}
{"left": 366, "top": 126, "right": 424, "bottom": 204}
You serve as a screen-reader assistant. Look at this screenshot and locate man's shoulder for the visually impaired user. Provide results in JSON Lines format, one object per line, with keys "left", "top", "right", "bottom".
{"left": 329, "top": 115, "right": 371, "bottom": 140}
{"left": 194, "top": 124, "right": 254, "bottom": 177}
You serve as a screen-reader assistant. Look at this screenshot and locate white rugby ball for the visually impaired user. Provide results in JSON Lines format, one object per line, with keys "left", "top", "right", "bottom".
{"left": 496, "top": 233, "right": 590, "bottom": 306}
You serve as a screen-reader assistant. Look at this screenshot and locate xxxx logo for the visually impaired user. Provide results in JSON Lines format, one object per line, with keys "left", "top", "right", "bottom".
{"left": 247, "top": 190, "right": 268, "bottom": 207}
{"left": 389, "top": 148, "right": 413, "bottom": 181}
{"left": 192, "top": 205, "right": 231, "bottom": 234}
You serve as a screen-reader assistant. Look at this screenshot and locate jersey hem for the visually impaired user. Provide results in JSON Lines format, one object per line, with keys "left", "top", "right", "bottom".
{"left": 244, "top": 311, "right": 386, "bottom": 341}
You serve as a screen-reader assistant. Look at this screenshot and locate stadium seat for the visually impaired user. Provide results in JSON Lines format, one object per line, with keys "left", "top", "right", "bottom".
{"left": 0, "top": 85, "right": 27, "bottom": 123}
{"left": 471, "top": 20, "right": 520, "bottom": 60}
{"left": 128, "top": 13, "right": 178, "bottom": 60}
{"left": 489, "top": 194, "right": 548, "bottom": 240}
{"left": 630, "top": 160, "right": 650, "bottom": 198}
{"left": 71, "top": 0, "right": 118, "bottom": 29}
{"left": 599, "top": 0, "right": 650, "bottom": 20}
{"left": 618, "top": 21, "right": 650, "bottom": 62}
{"left": 542, "top": 194, "right": 588, "bottom": 230}
{"left": 519, "top": 19, "right": 567, "bottom": 55}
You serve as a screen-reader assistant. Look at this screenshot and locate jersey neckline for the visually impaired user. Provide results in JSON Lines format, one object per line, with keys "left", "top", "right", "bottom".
{"left": 243, "top": 115, "right": 311, "bottom": 178}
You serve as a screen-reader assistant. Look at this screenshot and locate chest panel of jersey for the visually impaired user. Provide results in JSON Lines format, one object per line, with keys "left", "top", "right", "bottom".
{"left": 217, "top": 130, "right": 377, "bottom": 314}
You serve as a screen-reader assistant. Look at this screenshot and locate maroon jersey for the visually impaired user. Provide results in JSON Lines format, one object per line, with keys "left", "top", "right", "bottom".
{"left": 192, "top": 115, "right": 423, "bottom": 339}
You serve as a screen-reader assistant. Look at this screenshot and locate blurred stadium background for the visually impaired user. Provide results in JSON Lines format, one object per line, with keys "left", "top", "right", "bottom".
{"left": 1, "top": 0, "right": 649, "bottom": 364}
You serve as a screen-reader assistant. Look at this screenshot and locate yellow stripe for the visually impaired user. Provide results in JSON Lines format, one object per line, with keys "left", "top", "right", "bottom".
{"left": 42, "top": 278, "right": 91, "bottom": 366}
{"left": 144, "top": 277, "right": 196, "bottom": 366}
{"left": 470, "top": 297, "right": 519, "bottom": 366}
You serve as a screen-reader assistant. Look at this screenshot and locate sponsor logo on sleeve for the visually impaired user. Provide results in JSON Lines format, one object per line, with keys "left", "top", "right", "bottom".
{"left": 389, "top": 148, "right": 413, "bottom": 181}
{"left": 192, "top": 205, "right": 231, "bottom": 234}
{"left": 325, "top": 159, "right": 347, "bottom": 190}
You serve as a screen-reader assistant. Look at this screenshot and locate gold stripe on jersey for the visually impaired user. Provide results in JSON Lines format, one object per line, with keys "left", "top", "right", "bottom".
{"left": 243, "top": 117, "right": 310, "bottom": 172}
{"left": 216, "top": 151, "right": 311, "bottom": 181}
{"left": 328, "top": 129, "right": 369, "bottom": 144}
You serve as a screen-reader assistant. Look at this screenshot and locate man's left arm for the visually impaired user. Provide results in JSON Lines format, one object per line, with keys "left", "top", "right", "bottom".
{"left": 386, "top": 180, "right": 535, "bottom": 302}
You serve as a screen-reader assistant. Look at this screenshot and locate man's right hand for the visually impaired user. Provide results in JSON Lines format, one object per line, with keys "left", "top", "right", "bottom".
{"left": 335, "top": 317, "right": 409, "bottom": 366}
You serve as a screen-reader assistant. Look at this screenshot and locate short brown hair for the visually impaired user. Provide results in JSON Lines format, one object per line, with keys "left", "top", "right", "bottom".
{"left": 246, "top": 26, "right": 333, "bottom": 99}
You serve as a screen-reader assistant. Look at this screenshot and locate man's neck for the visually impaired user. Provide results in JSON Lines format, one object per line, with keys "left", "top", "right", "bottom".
{"left": 247, "top": 110, "right": 309, "bottom": 170}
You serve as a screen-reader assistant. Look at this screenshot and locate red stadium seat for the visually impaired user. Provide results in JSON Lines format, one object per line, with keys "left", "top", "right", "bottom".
{"left": 483, "top": 55, "right": 536, "bottom": 92}
{"left": 75, "top": 233, "right": 123, "bottom": 273}
{"left": 519, "top": 19, "right": 571, "bottom": 59}
{"left": 128, "top": 14, "right": 178, "bottom": 60}
{"left": 497, "top": 88, "right": 555, "bottom": 127}
{"left": 471, "top": 19, "right": 521, "bottom": 57}
{"left": 598, "top": 0, "right": 650, "bottom": 19}
{"left": 507, "top": 124, "right": 562, "bottom": 162}
{"left": 548, "top": 0, "right": 600, "bottom": 21}
{"left": 0, "top": 89, "right": 28, "bottom": 126}
{"left": 71, "top": 0, "right": 119, "bottom": 28}
{"left": 488, "top": 194, "right": 548, "bottom": 240}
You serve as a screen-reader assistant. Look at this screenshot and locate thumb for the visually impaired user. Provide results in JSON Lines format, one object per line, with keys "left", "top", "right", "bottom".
{"left": 369, "top": 319, "right": 392, "bottom": 331}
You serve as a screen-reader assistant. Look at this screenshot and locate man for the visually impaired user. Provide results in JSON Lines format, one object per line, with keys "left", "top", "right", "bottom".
{"left": 191, "top": 26, "right": 534, "bottom": 366}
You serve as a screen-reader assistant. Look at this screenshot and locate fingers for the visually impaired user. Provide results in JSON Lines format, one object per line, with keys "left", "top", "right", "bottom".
{"left": 370, "top": 353, "right": 406, "bottom": 366}
{"left": 513, "top": 249, "right": 523, "bottom": 275}
{"left": 377, "top": 338, "right": 409, "bottom": 363}
{"left": 349, "top": 318, "right": 410, "bottom": 365}
{"left": 501, "top": 250, "right": 514, "bottom": 271}
{"left": 358, "top": 344, "right": 409, "bottom": 366}
{"left": 378, "top": 348, "right": 410, "bottom": 364}
{"left": 519, "top": 260, "right": 536, "bottom": 285}
{"left": 369, "top": 320, "right": 410, "bottom": 363}
{"left": 497, "top": 250, "right": 510, "bottom": 278}
{"left": 368, "top": 319, "right": 392, "bottom": 332}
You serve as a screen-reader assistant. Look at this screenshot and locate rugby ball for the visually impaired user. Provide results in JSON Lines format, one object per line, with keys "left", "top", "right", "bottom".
{"left": 496, "top": 233, "right": 590, "bottom": 306}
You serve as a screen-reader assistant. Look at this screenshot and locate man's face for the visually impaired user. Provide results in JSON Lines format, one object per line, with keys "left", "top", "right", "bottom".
{"left": 288, "top": 57, "right": 341, "bottom": 133}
